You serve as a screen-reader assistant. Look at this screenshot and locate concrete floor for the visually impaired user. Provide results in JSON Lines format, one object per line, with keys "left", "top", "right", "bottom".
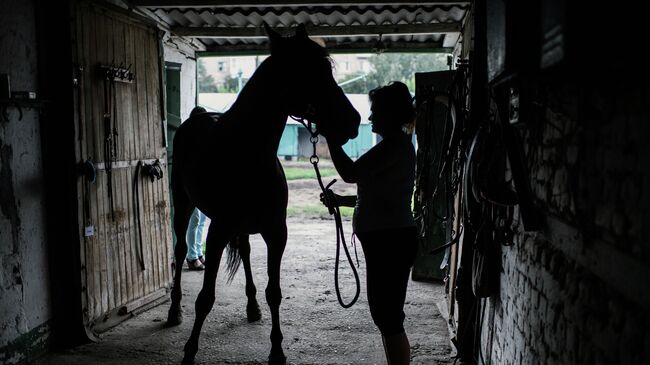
{"left": 35, "top": 218, "right": 454, "bottom": 365}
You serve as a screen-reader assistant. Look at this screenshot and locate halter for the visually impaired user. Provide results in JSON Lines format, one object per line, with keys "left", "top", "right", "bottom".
{"left": 290, "top": 114, "right": 360, "bottom": 308}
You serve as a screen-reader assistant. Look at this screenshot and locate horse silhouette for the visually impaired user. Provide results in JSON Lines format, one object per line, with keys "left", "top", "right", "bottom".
{"left": 167, "top": 23, "right": 361, "bottom": 365}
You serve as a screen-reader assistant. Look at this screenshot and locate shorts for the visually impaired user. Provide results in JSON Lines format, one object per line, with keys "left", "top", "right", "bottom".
{"left": 356, "top": 226, "right": 418, "bottom": 336}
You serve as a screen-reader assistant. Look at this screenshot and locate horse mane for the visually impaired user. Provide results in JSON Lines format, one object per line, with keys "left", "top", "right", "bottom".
{"left": 269, "top": 30, "right": 331, "bottom": 63}
{"left": 304, "top": 37, "right": 331, "bottom": 61}
{"left": 224, "top": 35, "right": 332, "bottom": 117}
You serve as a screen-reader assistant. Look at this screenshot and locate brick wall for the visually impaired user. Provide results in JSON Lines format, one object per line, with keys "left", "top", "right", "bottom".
{"left": 478, "top": 78, "right": 650, "bottom": 364}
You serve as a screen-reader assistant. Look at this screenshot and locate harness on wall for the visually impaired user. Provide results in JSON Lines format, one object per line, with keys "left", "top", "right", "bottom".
{"left": 102, "top": 66, "right": 119, "bottom": 221}
{"left": 81, "top": 158, "right": 97, "bottom": 232}
{"left": 291, "top": 115, "right": 361, "bottom": 309}
{"left": 413, "top": 64, "right": 471, "bottom": 265}
{"left": 463, "top": 120, "right": 517, "bottom": 298}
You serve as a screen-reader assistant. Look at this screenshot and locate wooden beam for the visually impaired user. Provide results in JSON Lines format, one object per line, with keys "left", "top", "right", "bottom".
{"left": 200, "top": 40, "right": 450, "bottom": 54}
{"left": 132, "top": 1, "right": 470, "bottom": 8}
{"left": 327, "top": 41, "right": 450, "bottom": 53}
{"left": 173, "top": 23, "right": 461, "bottom": 38}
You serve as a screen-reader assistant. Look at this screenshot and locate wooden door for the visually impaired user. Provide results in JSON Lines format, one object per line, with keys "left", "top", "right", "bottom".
{"left": 73, "top": 1, "right": 172, "bottom": 334}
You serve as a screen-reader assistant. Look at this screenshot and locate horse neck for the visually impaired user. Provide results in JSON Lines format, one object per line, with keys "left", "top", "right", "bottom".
{"left": 226, "top": 59, "right": 288, "bottom": 154}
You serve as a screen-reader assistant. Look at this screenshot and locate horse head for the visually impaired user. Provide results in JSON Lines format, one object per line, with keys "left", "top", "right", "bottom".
{"left": 264, "top": 22, "right": 361, "bottom": 146}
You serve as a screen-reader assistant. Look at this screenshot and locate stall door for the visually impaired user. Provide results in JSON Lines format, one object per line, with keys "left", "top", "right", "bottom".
{"left": 73, "top": 1, "right": 172, "bottom": 334}
{"left": 413, "top": 70, "right": 456, "bottom": 281}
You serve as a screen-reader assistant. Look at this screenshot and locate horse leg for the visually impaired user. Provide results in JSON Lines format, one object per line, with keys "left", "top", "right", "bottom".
{"left": 239, "top": 234, "right": 262, "bottom": 322}
{"left": 261, "top": 224, "right": 288, "bottom": 365}
{"left": 168, "top": 189, "right": 193, "bottom": 325}
{"left": 182, "top": 225, "right": 230, "bottom": 365}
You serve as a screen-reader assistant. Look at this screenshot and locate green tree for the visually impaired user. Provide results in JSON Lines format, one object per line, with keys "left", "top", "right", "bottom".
{"left": 218, "top": 74, "right": 248, "bottom": 93}
{"left": 197, "top": 60, "right": 218, "bottom": 93}
{"left": 338, "top": 72, "right": 370, "bottom": 94}
{"left": 365, "top": 53, "right": 449, "bottom": 93}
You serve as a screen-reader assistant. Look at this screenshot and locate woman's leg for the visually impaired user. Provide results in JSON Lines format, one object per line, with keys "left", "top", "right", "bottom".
{"left": 358, "top": 227, "right": 418, "bottom": 365}
{"left": 383, "top": 331, "right": 410, "bottom": 365}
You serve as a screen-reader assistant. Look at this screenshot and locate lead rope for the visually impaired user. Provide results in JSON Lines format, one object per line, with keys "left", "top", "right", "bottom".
{"left": 291, "top": 116, "right": 360, "bottom": 308}
{"left": 132, "top": 159, "right": 165, "bottom": 272}
{"left": 132, "top": 161, "right": 146, "bottom": 271}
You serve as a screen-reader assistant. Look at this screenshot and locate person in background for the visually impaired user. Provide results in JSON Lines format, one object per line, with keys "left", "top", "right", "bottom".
{"left": 186, "top": 207, "right": 207, "bottom": 270}
{"left": 185, "top": 106, "right": 209, "bottom": 271}
{"left": 321, "top": 81, "right": 417, "bottom": 365}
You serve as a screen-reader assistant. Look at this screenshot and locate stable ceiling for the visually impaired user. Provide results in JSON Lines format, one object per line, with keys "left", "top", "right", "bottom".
{"left": 131, "top": 1, "right": 471, "bottom": 53}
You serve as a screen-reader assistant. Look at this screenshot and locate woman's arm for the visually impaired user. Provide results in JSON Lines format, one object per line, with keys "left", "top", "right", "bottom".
{"left": 329, "top": 138, "right": 398, "bottom": 184}
{"left": 334, "top": 194, "right": 357, "bottom": 207}
{"left": 328, "top": 144, "right": 357, "bottom": 183}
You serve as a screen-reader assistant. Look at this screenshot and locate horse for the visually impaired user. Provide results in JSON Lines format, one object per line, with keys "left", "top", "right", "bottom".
{"left": 166, "top": 23, "right": 361, "bottom": 365}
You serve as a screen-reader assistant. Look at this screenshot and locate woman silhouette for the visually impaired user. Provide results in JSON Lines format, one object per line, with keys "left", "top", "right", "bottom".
{"left": 322, "top": 81, "right": 417, "bottom": 364}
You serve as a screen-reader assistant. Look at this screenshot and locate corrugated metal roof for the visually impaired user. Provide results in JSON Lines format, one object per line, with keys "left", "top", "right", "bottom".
{"left": 135, "top": 2, "right": 470, "bottom": 53}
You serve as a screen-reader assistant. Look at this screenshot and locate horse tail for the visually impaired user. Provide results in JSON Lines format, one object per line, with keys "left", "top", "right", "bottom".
{"left": 225, "top": 235, "right": 243, "bottom": 284}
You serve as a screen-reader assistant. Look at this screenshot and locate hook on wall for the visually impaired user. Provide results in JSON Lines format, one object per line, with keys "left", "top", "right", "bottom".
{"left": 1, "top": 101, "right": 24, "bottom": 122}
{"left": 99, "top": 64, "right": 136, "bottom": 83}
{"left": 373, "top": 34, "right": 386, "bottom": 54}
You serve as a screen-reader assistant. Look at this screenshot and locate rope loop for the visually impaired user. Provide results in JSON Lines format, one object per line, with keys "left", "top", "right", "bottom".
{"left": 291, "top": 114, "right": 360, "bottom": 308}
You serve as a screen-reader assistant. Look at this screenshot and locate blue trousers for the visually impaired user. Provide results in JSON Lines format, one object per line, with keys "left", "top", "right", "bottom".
{"left": 186, "top": 208, "right": 207, "bottom": 260}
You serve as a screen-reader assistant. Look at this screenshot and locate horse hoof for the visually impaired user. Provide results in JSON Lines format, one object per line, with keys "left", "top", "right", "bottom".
{"left": 268, "top": 352, "right": 287, "bottom": 365}
{"left": 180, "top": 354, "right": 194, "bottom": 365}
{"left": 182, "top": 341, "right": 198, "bottom": 365}
{"left": 167, "top": 305, "right": 183, "bottom": 326}
{"left": 247, "top": 304, "right": 262, "bottom": 323}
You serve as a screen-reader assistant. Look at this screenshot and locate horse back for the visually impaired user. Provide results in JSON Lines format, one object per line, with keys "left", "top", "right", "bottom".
{"left": 172, "top": 113, "right": 288, "bottom": 229}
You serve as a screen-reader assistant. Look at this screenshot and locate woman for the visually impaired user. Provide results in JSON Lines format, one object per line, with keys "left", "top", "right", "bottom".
{"left": 322, "top": 81, "right": 417, "bottom": 364}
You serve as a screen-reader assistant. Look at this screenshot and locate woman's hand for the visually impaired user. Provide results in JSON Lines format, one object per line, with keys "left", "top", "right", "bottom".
{"left": 320, "top": 189, "right": 340, "bottom": 208}
{"left": 321, "top": 191, "right": 357, "bottom": 209}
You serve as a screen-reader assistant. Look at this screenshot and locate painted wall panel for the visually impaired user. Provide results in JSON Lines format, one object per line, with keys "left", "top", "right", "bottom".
{"left": 0, "top": 0, "right": 51, "bottom": 363}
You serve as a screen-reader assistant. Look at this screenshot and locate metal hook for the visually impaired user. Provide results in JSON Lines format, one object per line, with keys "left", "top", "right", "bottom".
{"left": 373, "top": 33, "right": 385, "bottom": 54}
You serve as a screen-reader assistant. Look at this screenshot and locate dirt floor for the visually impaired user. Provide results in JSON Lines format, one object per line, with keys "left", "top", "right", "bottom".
{"left": 36, "top": 161, "right": 455, "bottom": 365}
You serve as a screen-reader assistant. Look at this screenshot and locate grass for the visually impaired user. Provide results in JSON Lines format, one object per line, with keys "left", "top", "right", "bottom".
{"left": 287, "top": 204, "right": 354, "bottom": 219}
{"left": 197, "top": 204, "right": 351, "bottom": 255}
{"left": 284, "top": 167, "right": 337, "bottom": 181}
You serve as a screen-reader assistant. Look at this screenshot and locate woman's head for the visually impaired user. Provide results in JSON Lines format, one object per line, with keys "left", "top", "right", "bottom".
{"left": 368, "top": 81, "right": 414, "bottom": 135}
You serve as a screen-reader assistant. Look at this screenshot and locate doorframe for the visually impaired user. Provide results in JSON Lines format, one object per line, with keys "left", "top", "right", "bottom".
{"left": 164, "top": 62, "right": 182, "bottom": 245}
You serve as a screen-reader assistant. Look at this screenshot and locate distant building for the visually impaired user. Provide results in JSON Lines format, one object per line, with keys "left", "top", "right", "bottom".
{"left": 201, "top": 54, "right": 371, "bottom": 90}
{"left": 331, "top": 54, "right": 372, "bottom": 80}
{"left": 202, "top": 55, "right": 268, "bottom": 86}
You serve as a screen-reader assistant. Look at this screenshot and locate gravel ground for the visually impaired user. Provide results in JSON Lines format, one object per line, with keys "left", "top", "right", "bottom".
{"left": 36, "top": 167, "right": 455, "bottom": 365}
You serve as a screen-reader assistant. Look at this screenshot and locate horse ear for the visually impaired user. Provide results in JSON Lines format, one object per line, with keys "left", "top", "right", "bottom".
{"left": 295, "top": 23, "right": 308, "bottom": 39}
{"left": 263, "top": 22, "right": 281, "bottom": 43}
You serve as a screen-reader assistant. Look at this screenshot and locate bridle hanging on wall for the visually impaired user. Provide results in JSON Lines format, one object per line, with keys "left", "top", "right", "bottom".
{"left": 414, "top": 63, "right": 470, "bottom": 258}
{"left": 100, "top": 63, "right": 134, "bottom": 221}
{"left": 102, "top": 66, "right": 117, "bottom": 220}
